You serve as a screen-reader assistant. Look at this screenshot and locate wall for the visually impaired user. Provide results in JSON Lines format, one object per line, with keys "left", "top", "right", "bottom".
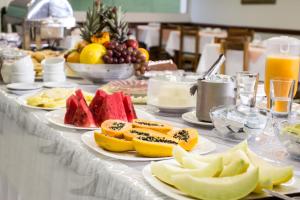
{"left": 190, "top": 0, "right": 300, "bottom": 31}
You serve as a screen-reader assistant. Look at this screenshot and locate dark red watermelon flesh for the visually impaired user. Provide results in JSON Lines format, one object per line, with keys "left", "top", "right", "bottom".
{"left": 64, "top": 95, "right": 79, "bottom": 124}
{"left": 75, "top": 89, "right": 88, "bottom": 105}
{"left": 123, "top": 95, "right": 137, "bottom": 122}
{"left": 73, "top": 99, "right": 96, "bottom": 127}
{"left": 89, "top": 90, "right": 107, "bottom": 125}
{"left": 98, "top": 92, "right": 128, "bottom": 125}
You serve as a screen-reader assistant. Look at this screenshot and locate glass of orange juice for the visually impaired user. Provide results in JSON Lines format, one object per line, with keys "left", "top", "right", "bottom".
{"left": 270, "top": 79, "right": 295, "bottom": 118}
{"left": 264, "top": 36, "right": 300, "bottom": 108}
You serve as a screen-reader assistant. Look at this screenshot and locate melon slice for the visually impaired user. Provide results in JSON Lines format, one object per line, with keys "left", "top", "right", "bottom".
{"left": 247, "top": 149, "right": 293, "bottom": 189}
{"left": 99, "top": 92, "right": 128, "bottom": 124}
{"left": 73, "top": 99, "right": 96, "bottom": 127}
{"left": 151, "top": 161, "right": 219, "bottom": 186}
{"left": 64, "top": 95, "right": 78, "bottom": 124}
{"left": 123, "top": 95, "right": 137, "bottom": 122}
{"left": 89, "top": 90, "right": 107, "bottom": 125}
{"left": 172, "top": 167, "right": 259, "bottom": 200}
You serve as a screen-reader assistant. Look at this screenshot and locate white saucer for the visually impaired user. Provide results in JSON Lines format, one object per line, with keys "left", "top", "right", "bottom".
{"left": 6, "top": 83, "right": 43, "bottom": 91}
{"left": 182, "top": 111, "right": 213, "bottom": 127}
{"left": 43, "top": 82, "right": 78, "bottom": 88}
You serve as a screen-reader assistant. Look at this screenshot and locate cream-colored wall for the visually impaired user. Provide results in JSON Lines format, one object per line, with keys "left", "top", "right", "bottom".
{"left": 190, "top": 0, "right": 300, "bottom": 30}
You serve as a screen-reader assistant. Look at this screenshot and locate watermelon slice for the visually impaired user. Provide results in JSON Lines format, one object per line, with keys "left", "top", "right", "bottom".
{"left": 123, "top": 95, "right": 137, "bottom": 122}
{"left": 64, "top": 95, "right": 78, "bottom": 124}
{"left": 98, "top": 92, "right": 128, "bottom": 125}
{"left": 89, "top": 90, "right": 107, "bottom": 125}
{"left": 75, "top": 89, "right": 88, "bottom": 105}
{"left": 73, "top": 99, "right": 96, "bottom": 127}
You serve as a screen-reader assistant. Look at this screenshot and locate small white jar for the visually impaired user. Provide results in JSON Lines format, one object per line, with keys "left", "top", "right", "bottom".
{"left": 42, "top": 57, "right": 65, "bottom": 73}
{"left": 43, "top": 71, "right": 66, "bottom": 82}
{"left": 10, "top": 71, "right": 35, "bottom": 83}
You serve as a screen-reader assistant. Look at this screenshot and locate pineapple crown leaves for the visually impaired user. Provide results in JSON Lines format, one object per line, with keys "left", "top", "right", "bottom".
{"left": 80, "top": 3, "right": 130, "bottom": 43}
{"left": 106, "top": 6, "right": 129, "bottom": 42}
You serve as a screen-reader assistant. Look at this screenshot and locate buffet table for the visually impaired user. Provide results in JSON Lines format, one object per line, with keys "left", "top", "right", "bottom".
{"left": 0, "top": 82, "right": 300, "bottom": 200}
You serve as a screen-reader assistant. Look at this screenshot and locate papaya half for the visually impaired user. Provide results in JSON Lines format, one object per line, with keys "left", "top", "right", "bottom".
{"left": 132, "top": 119, "right": 173, "bottom": 134}
{"left": 167, "top": 128, "right": 199, "bottom": 151}
{"left": 101, "top": 119, "right": 131, "bottom": 138}
{"left": 94, "top": 131, "right": 134, "bottom": 152}
{"left": 123, "top": 128, "right": 165, "bottom": 141}
{"left": 133, "top": 134, "right": 178, "bottom": 157}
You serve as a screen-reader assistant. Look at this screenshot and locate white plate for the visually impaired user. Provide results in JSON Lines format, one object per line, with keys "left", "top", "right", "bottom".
{"left": 43, "top": 82, "right": 78, "bottom": 88}
{"left": 6, "top": 88, "right": 42, "bottom": 96}
{"left": 182, "top": 111, "right": 213, "bottom": 127}
{"left": 6, "top": 83, "right": 43, "bottom": 91}
{"left": 46, "top": 108, "right": 156, "bottom": 131}
{"left": 81, "top": 131, "right": 216, "bottom": 161}
{"left": 143, "top": 159, "right": 300, "bottom": 200}
{"left": 17, "top": 93, "right": 65, "bottom": 111}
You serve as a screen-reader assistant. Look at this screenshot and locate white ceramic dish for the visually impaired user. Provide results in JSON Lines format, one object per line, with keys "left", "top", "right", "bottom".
{"left": 6, "top": 88, "right": 42, "bottom": 96}
{"left": 6, "top": 83, "right": 43, "bottom": 91}
{"left": 43, "top": 82, "right": 78, "bottom": 88}
{"left": 11, "top": 55, "right": 34, "bottom": 73}
{"left": 43, "top": 72, "right": 66, "bottom": 82}
{"left": 81, "top": 130, "right": 216, "bottom": 161}
{"left": 17, "top": 93, "right": 65, "bottom": 111}
{"left": 10, "top": 71, "right": 35, "bottom": 83}
{"left": 42, "top": 57, "right": 65, "bottom": 72}
{"left": 182, "top": 111, "right": 213, "bottom": 127}
{"left": 45, "top": 108, "right": 156, "bottom": 130}
{"left": 143, "top": 159, "right": 300, "bottom": 200}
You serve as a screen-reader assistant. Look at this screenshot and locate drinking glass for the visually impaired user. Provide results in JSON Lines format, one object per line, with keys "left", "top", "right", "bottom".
{"left": 236, "top": 72, "right": 259, "bottom": 112}
{"left": 270, "top": 79, "right": 295, "bottom": 119}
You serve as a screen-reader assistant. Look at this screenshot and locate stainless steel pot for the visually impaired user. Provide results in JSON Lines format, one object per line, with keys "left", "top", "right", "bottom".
{"left": 193, "top": 79, "right": 236, "bottom": 122}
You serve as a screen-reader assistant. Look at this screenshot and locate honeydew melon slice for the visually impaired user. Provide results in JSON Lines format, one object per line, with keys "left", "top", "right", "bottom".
{"left": 172, "top": 167, "right": 259, "bottom": 200}
{"left": 151, "top": 161, "right": 220, "bottom": 186}
{"left": 247, "top": 149, "right": 293, "bottom": 190}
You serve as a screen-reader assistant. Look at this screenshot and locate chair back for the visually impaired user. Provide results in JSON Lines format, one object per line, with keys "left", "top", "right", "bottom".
{"left": 228, "top": 28, "right": 254, "bottom": 41}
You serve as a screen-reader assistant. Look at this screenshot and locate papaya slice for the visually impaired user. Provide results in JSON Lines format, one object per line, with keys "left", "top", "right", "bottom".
{"left": 123, "top": 128, "right": 165, "bottom": 141}
{"left": 133, "top": 134, "right": 178, "bottom": 157}
{"left": 94, "top": 131, "right": 134, "bottom": 152}
{"left": 101, "top": 120, "right": 131, "bottom": 138}
{"left": 167, "top": 128, "right": 199, "bottom": 151}
{"left": 132, "top": 119, "right": 172, "bottom": 134}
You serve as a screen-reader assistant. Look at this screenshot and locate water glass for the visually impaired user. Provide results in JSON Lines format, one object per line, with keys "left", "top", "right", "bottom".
{"left": 270, "top": 79, "right": 295, "bottom": 119}
{"left": 236, "top": 72, "right": 259, "bottom": 109}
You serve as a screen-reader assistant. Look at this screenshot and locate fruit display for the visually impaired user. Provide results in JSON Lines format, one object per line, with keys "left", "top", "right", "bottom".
{"left": 26, "top": 88, "right": 92, "bottom": 109}
{"left": 64, "top": 2, "right": 150, "bottom": 76}
{"left": 150, "top": 141, "right": 294, "bottom": 200}
{"left": 93, "top": 119, "right": 199, "bottom": 157}
{"left": 64, "top": 89, "right": 137, "bottom": 128}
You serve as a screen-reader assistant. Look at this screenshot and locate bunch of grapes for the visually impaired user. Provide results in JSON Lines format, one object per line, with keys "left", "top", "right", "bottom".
{"left": 103, "top": 41, "right": 146, "bottom": 64}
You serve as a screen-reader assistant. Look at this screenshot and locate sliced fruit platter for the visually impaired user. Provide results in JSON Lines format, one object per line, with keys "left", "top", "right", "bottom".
{"left": 46, "top": 88, "right": 143, "bottom": 130}
{"left": 81, "top": 119, "right": 216, "bottom": 161}
{"left": 18, "top": 88, "right": 93, "bottom": 110}
{"left": 144, "top": 141, "right": 298, "bottom": 200}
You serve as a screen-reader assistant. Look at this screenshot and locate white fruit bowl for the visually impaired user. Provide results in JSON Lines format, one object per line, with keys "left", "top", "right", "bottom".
{"left": 66, "top": 63, "right": 134, "bottom": 83}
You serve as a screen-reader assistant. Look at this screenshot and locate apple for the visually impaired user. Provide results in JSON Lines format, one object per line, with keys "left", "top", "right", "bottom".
{"left": 126, "top": 39, "right": 138, "bottom": 49}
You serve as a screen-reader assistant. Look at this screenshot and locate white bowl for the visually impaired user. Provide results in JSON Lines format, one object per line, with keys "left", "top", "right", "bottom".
{"left": 10, "top": 71, "right": 35, "bottom": 83}
{"left": 43, "top": 72, "right": 66, "bottom": 82}
{"left": 67, "top": 63, "right": 134, "bottom": 83}
{"left": 42, "top": 57, "right": 65, "bottom": 72}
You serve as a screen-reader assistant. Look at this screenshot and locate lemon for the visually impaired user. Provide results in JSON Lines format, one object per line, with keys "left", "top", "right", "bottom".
{"left": 80, "top": 43, "right": 107, "bottom": 64}
{"left": 138, "top": 48, "right": 149, "bottom": 61}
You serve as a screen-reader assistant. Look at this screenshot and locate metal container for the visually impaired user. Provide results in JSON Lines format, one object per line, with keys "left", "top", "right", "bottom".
{"left": 195, "top": 79, "right": 236, "bottom": 122}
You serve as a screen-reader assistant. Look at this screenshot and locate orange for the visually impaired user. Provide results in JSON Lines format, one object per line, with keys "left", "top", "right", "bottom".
{"left": 66, "top": 50, "right": 80, "bottom": 63}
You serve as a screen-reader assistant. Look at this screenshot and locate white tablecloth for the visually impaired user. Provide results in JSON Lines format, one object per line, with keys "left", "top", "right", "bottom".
{"left": 165, "top": 30, "right": 227, "bottom": 56}
{"left": 197, "top": 43, "right": 266, "bottom": 81}
{"left": 137, "top": 25, "right": 160, "bottom": 49}
{"left": 0, "top": 82, "right": 299, "bottom": 200}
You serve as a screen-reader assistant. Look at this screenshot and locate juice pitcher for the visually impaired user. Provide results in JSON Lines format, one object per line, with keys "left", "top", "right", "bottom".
{"left": 264, "top": 36, "right": 300, "bottom": 108}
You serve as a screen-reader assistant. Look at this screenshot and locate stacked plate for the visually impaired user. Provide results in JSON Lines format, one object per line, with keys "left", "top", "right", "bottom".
{"left": 6, "top": 83, "right": 42, "bottom": 95}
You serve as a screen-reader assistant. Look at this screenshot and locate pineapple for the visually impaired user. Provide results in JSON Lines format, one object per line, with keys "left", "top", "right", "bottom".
{"left": 80, "top": 2, "right": 130, "bottom": 43}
